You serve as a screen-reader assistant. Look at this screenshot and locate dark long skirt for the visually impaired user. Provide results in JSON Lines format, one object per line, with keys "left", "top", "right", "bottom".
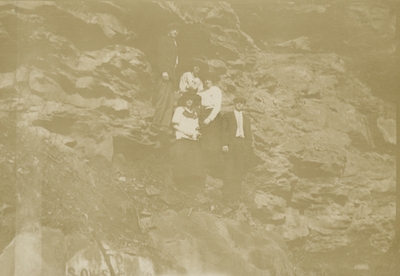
{"left": 198, "top": 108, "right": 223, "bottom": 177}
{"left": 222, "top": 137, "right": 251, "bottom": 199}
{"left": 171, "top": 139, "right": 205, "bottom": 190}
{"left": 153, "top": 79, "right": 175, "bottom": 128}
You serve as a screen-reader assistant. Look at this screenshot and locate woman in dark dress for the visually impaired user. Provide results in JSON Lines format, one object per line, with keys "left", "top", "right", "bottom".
{"left": 171, "top": 93, "right": 205, "bottom": 190}
{"left": 197, "top": 73, "right": 223, "bottom": 176}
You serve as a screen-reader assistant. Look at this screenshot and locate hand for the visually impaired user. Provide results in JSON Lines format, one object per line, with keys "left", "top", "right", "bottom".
{"left": 222, "top": 145, "right": 229, "bottom": 152}
{"left": 204, "top": 118, "right": 211, "bottom": 125}
{"left": 162, "top": 72, "right": 169, "bottom": 81}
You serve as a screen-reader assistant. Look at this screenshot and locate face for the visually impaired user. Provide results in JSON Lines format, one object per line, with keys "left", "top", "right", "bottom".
{"left": 193, "top": 66, "right": 200, "bottom": 73}
{"left": 169, "top": 28, "right": 179, "bottom": 38}
{"left": 234, "top": 102, "right": 245, "bottom": 111}
{"left": 204, "top": 79, "right": 212, "bottom": 88}
{"left": 185, "top": 99, "right": 193, "bottom": 108}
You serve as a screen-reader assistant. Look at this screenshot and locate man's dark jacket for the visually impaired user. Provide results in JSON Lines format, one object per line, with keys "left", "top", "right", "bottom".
{"left": 222, "top": 111, "right": 252, "bottom": 148}
{"left": 157, "top": 35, "right": 178, "bottom": 80}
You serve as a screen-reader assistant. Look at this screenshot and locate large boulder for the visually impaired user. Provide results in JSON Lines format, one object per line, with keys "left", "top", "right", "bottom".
{"left": 0, "top": 228, "right": 66, "bottom": 276}
{"left": 376, "top": 117, "right": 396, "bottom": 145}
{"left": 0, "top": 228, "right": 156, "bottom": 276}
{"left": 149, "top": 209, "right": 295, "bottom": 276}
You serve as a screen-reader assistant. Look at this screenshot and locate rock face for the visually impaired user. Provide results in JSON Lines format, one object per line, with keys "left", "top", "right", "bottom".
{"left": 66, "top": 238, "right": 156, "bottom": 276}
{"left": 234, "top": 1, "right": 397, "bottom": 103}
{"left": 235, "top": 2, "right": 396, "bottom": 55}
{"left": 149, "top": 209, "right": 294, "bottom": 276}
{"left": 1, "top": 1, "right": 156, "bottom": 162}
{"left": 244, "top": 50, "right": 396, "bottom": 254}
{"left": 0, "top": 1, "right": 396, "bottom": 275}
{"left": 0, "top": 228, "right": 156, "bottom": 276}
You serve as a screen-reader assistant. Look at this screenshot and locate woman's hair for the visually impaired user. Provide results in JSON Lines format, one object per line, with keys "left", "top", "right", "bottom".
{"left": 166, "top": 22, "right": 180, "bottom": 32}
{"left": 192, "top": 56, "right": 208, "bottom": 70}
{"left": 177, "top": 93, "right": 202, "bottom": 107}
{"left": 201, "top": 71, "right": 220, "bottom": 84}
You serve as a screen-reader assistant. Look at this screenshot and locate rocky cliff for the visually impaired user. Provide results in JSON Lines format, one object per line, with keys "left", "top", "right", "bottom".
{"left": 0, "top": 1, "right": 396, "bottom": 276}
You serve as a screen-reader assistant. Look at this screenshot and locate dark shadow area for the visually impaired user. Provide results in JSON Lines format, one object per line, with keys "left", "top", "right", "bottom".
{"left": 289, "top": 157, "right": 339, "bottom": 179}
{"left": 33, "top": 116, "right": 76, "bottom": 136}
{"left": 113, "top": 135, "right": 155, "bottom": 162}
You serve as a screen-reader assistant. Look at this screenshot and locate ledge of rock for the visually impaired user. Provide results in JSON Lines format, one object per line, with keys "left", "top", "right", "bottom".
{"left": 149, "top": 209, "right": 294, "bottom": 275}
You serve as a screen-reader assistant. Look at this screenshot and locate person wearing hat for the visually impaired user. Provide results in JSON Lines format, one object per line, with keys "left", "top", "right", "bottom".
{"left": 170, "top": 93, "right": 205, "bottom": 189}
{"left": 197, "top": 71, "right": 223, "bottom": 176}
{"left": 152, "top": 22, "right": 180, "bottom": 131}
{"left": 179, "top": 56, "right": 208, "bottom": 94}
{"left": 221, "top": 96, "right": 253, "bottom": 201}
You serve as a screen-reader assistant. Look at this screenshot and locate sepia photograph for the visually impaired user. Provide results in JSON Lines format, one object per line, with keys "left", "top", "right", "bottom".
{"left": 0, "top": 0, "right": 398, "bottom": 275}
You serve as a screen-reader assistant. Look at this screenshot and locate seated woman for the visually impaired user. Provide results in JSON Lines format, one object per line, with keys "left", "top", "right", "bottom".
{"left": 179, "top": 57, "right": 207, "bottom": 95}
{"left": 197, "top": 72, "right": 223, "bottom": 176}
{"left": 170, "top": 93, "right": 205, "bottom": 190}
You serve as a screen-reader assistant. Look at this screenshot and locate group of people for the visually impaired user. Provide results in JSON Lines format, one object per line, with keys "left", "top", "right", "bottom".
{"left": 151, "top": 23, "right": 253, "bottom": 200}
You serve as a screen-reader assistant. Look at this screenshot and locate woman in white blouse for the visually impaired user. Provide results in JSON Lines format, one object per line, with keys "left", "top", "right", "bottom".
{"left": 197, "top": 72, "right": 223, "bottom": 176}
{"left": 171, "top": 93, "right": 205, "bottom": 189}
{"left": 179, "top": 57, "right": 206, "bottom": 94}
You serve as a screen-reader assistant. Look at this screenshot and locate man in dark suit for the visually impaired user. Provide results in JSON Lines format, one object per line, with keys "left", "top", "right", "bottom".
{"left": 152, "top": 23, "right": 180, "bottom": 131}
{"left": 221, "top": 96, "right": 253, "bottom": 201}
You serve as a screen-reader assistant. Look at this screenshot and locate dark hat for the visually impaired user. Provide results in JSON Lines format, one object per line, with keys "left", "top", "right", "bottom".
{"left": 192, "top": 56, "right": 208, "bottom": 70}
{"left": 233, "top": 96, "right": 246, "bottom": 104}
{"left": 193, "top": 55, "right": 207, "bottom": 64}
{"left": 177, "top": 92, "right": 202, "bottom": 107}
{"left": 166, "top": 22, "right": 180, "bottom": 32}
{"left": 202, "top": 70, "right": 220, "bottom": 83}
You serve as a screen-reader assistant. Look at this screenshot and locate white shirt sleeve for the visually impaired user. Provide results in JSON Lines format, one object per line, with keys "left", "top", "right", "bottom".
{"left": 171, "top": 107, "right": 180, "bottom": 123}
{"left": 234, "top": 110, "right": 245, "bottom": 137}
{"left": 179, "top": 72, "right": 191, "bottom": 92}
{"left": 197, "top": 81, "right": 204, "bottom": 92}
{"left": 207, "top": 86, "right": 222, "bottom": 121}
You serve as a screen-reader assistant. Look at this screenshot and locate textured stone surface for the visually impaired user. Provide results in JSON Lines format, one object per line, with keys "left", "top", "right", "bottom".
{"left": 150, "top": 209, "right": 294, "bottom": 275}
{"left": 0, "top": 1, "right": 396, "bottom": 275}
{"left": 0, "top": 228, "right": 66, "bottom": 276}
{"left": 376, "top": 117, "right": 396, "bottom": 145}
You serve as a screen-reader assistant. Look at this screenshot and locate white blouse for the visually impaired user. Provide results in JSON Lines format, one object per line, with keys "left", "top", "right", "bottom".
{"left": 171, "top": 106, "right": 200, "bottom": 140}
{"left": 179, "top": 72, "right": 203, "bottom": 93}
{"left": 198, "top": 86, "right": 222, "bottom": 121}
